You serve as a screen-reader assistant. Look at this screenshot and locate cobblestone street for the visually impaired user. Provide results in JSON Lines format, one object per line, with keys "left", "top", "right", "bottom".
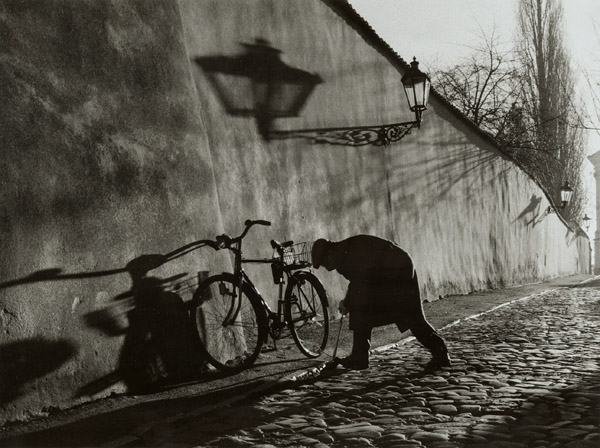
{"left": 133, "top": 283, "right": 600, "bottom": 447}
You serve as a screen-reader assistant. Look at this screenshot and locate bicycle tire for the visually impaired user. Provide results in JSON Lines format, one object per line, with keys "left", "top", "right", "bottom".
{"left": 284, "top": 271, "right": 329, "bottom": 358}
{"left": 191, "top": 273, "right": 267, "bottom": 372}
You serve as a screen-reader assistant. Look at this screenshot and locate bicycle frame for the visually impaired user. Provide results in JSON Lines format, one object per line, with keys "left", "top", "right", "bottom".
{"left": 220, "top": 237, "right": 274, "bottom": 327}
{"left": 225, "top": 239, "right": 304, "bottom": 332}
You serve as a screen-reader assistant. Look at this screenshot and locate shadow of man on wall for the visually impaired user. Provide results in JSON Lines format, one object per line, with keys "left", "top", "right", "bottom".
{"left": 1, "top": 249, "right": 207, "bottom": 401}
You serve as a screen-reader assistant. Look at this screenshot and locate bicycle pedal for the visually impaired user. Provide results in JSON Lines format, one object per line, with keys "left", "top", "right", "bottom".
{"left": 261, "top": 345, "right": 277, "bottom": 353}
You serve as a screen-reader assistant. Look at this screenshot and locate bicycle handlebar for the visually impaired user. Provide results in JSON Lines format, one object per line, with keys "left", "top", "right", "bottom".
{"left": 245, "top": 219, "right": 271, "bottom": 228}
{"left": 148, "top": 219, "right": 272, "bottom": 271}
{"left": 223, "top": 219, "right": 271, "bottom": 248}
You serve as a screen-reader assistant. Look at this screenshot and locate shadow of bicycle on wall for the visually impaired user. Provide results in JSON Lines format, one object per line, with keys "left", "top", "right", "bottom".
{"left": 0, "top": 255, "right": 205, "bottom": 400}
{"left": 80, "top": 254, "right": 207, "bottom": 396}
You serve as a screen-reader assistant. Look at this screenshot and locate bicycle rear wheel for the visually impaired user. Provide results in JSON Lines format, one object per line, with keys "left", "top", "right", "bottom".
{"left": 285, "top": 271, "right": 329, "bottom": 357}
{"left": 192, "top": 273, "right": 266, "bottom": 372}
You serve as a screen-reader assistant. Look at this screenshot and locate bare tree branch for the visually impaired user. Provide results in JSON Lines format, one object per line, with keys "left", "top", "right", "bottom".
{"left": 515, "top": 0, "right": 586, "bottom": 221}
{"left": 432, "top": 0, "right": 587, "bottom": 222}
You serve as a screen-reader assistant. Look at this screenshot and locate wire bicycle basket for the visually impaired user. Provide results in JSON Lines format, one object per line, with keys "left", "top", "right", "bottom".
{"left": 273, "top": 241, "right": 313, "bottom": 266}
{"left": 270, "top": 241, "right": 313, "bottom": 284}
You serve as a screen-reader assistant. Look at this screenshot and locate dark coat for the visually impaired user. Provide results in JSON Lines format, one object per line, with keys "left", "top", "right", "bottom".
{"left": 328, "top": 235, "right": 425, "bottom": 331}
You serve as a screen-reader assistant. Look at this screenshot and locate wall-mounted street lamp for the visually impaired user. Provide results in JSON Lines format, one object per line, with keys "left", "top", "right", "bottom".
{"left": 546, "top": 182, "right": 574, "bottom": 214}
{"left": 195, "top": 39, "right": 431, "bottom": 146}
{"left": 582, "top": 214, "right": 591, "bottom": 232}
{"left": 401, "top": 57, "right": 431, "bottom": 123}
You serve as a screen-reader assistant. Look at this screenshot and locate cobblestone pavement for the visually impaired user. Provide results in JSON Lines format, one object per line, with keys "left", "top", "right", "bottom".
{"left": 132, "top": 286, "right": 600, "bottom": 447}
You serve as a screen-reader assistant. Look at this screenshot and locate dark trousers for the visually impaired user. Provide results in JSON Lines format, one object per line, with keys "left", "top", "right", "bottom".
{"left": 351, "top": 319, "right": 448, "bottom": 361}
{"left": 407, "top": 319, "right": 449, "bottom": 360}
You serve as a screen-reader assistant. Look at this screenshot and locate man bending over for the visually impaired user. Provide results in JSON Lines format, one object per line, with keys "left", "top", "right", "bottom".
{"left": 312, "top": 235, "right": 451, "bottom": 372}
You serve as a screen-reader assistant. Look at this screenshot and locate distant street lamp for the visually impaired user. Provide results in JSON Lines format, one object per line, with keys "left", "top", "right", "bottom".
{"left": 559, "top": 182, "right": 574, "bottom": 208}
{"left": 195, "top": 40, "right": 431, "bottom": 146}
{"left": 546, "top": 182, "right": 574, "bottom": 214}
{"left": 582, "top": 214, "right": 591, "bottom": 232}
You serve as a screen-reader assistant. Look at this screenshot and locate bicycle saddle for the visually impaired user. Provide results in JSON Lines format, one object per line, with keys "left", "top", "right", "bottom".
{"left": 271, "top": 240, "right": 294, "bottom": 250}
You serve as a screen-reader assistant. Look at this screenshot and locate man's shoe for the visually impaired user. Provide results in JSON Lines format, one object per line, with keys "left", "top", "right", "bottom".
{"left": 338, "top": 355, "right": 369, "bottom": 370}
{"left": 424, "top": 356, "right": 451, "bottom": 373}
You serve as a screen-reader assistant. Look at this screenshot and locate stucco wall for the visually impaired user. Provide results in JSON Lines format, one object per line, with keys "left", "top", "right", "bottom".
{"left": 0, "top": 0, "right": 230, "bottom": 423}
{"left": 0, "top": 0, "right": 589, "bottom": 424}
{"left": 180, "top": 0, "right": 589, "bottom": 301}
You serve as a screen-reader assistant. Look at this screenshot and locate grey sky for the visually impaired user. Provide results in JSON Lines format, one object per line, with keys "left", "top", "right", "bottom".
{"left": 350, "top": 0, "right": 600, "bottom": 231}
{"left": 350, "top": 0, "right": 600, "bottom": 153}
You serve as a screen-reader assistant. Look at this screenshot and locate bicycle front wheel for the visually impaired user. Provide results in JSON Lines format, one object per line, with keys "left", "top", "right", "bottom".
{"left": 192, "top": 273, "right": 266, "bottom": 372}
{"left": 285, "top": 271, "right": 329, "bottom": 358}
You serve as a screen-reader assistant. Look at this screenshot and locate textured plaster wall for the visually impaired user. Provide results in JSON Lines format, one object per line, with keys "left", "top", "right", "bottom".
{"left": 0, "top": 0, "right": 229, "bottom": 424}
{"left": 0, "top": 0, "right": 589, "bottom": 424}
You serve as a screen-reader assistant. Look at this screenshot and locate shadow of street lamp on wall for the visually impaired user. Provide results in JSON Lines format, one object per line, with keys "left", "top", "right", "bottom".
{"left": 195, "top": 39, "right": 323, "bottom": 141}
{"left": 546, "top": 182, "right": 574, "bottom": 215}
{"left": 194, "top": 39, "right": 431, "bottom": 147}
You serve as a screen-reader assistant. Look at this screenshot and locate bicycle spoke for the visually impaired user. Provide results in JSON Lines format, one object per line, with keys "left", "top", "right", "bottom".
{"left": 286, "top": 273, "right": 329, "bottom": 358}
{"left": 192, "top": 274, "right": 265, "bottom": 371}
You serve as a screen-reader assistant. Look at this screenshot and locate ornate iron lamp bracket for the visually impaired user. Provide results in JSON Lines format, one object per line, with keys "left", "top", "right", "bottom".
{"left": 196, "top": 40, "right": 429, "bottom": 146}
{"left": 269, "top": 120, "right": 420, "bottom": 147}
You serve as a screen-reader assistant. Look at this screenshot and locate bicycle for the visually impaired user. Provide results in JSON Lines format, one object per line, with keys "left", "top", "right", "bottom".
{"left": 190, "top": 219, "right": 330, "bottom": 372}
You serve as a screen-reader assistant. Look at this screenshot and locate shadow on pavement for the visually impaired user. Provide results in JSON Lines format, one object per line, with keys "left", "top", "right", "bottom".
{"left": 0, "top": 358, "right": 323, "bottom": 447}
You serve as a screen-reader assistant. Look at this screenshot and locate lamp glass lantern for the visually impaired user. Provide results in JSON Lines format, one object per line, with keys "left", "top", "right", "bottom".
{"left": 401, "top": 57, "right": 431, "bottom": 123}
{"left": 560, "top": 181, "right": 574, "bottom": 208}
{"left": 583, "top": 214, "right": 591, "bottom": 231}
